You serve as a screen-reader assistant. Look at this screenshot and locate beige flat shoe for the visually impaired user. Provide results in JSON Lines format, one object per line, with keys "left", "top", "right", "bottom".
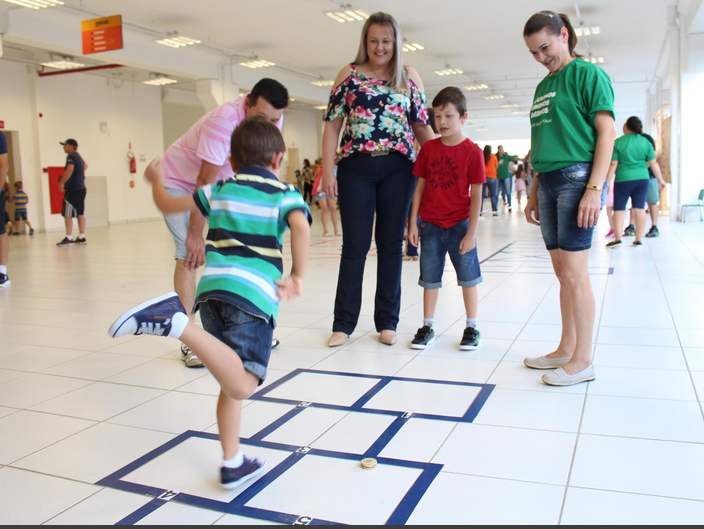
{"left": 328, "top": 332, "right": 348, "bottom": 348}
{"left": 379, "top": 330, "right": 398, "bottom": 346}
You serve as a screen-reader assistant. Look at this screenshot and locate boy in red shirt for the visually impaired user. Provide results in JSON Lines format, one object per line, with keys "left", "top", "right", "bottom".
{"left": 408, "top": 87, "right": 486, "bottom": 351}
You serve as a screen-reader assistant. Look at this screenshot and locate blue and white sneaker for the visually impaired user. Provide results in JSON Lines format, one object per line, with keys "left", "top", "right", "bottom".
{"left": 221, "top": 455, "right": 267, "bottom": 490}
{"left": 108, "top": 292, "right": 189, "bottom": 339}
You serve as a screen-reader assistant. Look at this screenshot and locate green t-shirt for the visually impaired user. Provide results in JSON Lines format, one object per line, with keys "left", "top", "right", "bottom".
{"left": 497, "top": 153, "right": 518, "bottom": 179}
{"left": 530, "top": 59, "right": 615, "bottom": 174}
{"left": 612, "top": 134, "right": 655, "bottom": 182}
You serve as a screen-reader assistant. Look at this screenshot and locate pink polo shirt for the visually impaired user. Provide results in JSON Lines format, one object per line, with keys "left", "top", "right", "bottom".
{"left": 162, "top": 95, "right": 284, "bottom": 193}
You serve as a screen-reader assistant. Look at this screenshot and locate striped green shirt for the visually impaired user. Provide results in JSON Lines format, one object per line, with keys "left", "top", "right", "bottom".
{"left": 193, "top": 166, "right": 311, "bottom": 322}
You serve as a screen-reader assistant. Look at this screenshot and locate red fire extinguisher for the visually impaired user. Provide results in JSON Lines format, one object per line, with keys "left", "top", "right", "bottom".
{"left": 127, "top": 151, "right": 137, "bottom": 174}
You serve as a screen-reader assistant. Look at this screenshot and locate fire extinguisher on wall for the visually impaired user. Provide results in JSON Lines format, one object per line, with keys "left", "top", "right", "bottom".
{"left": 127, "top": 151, "right": 137, "bottom": 174}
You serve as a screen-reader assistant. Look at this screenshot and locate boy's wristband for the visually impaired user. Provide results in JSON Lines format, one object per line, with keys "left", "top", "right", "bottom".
{"left": 586, "top": 184, "right": 603, "bottom": 191}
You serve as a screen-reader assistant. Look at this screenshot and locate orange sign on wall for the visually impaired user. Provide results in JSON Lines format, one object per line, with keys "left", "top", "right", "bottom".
{"left": 82, "top": 15, "right": 123, "bottom": 55}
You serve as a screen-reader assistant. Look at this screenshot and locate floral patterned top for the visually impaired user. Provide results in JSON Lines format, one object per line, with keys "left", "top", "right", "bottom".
{"left": 325, "top": 64, "right": 429, "bottom": 163}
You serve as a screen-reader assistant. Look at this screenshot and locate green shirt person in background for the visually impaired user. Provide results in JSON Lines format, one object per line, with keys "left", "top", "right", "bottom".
{"left": 496, "top": 146, "right": 520, "bottom": 211}
{"left": 606, "top": 116, "right": 665, "bottom": 247}
{"left": 522, "top": 11, "right": 616, "bottom": 388}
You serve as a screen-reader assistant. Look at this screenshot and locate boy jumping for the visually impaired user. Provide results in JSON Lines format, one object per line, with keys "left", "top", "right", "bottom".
{"left": 108, "top": 117, "right": 311, "bottom": 489}
{"left": 408, "top": 87, "right": 486, "bottom": 351}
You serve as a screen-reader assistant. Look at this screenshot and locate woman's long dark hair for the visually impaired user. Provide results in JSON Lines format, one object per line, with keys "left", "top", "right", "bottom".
{"left": 626, "top": 116, "right": 644, "bottom": 135}
{"left": 524, "top": 11, "right": 582, "bottom": 58}
{"left": 483, "top": 145, "right": 492, "bottom": 165}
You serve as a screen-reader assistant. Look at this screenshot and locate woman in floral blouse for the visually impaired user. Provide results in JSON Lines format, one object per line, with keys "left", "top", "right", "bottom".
{"left": 322, "top": 12, "right": 435, "bottom": 348}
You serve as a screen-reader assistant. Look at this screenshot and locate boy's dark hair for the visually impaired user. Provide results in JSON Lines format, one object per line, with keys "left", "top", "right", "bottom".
{"left": 524, "top": 11, "right": 582, "bottom": 58}
{"left": 432, "top": 87, "right": 467, "bottom": 116}
{"left": 231, "top": 117, "right": 286, "bottom": 169}
{"left": 14, "top": 181, "right": 22, "bottom": 188}
{"left": 248, "top": 78, "right": 289, "bottom": 110}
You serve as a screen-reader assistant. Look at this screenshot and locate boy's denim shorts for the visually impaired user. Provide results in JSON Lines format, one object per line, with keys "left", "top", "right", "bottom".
{"left": 537, "top": 162, "right": 606, "bottom": 252}
{"left": 419, "top": 219, "right": 483, "bottom": 289}
{"left": 198, "top": 300, "right": 274, "bottom": 384}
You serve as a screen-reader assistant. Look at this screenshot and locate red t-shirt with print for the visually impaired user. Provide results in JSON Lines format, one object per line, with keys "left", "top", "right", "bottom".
{"left": 413, "top": 137, "right": 487, "bottom": 229}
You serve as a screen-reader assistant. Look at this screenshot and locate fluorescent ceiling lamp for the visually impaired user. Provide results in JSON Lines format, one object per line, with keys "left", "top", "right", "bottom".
{"left": 3, "top": 0, "right": 63, "bottom": 8}
{"left": 513, "top": 110, "right": 529, "bottom": 114}
{"left": 435, "top": 69, "right": 463, "bottom": 76}
{"left": 240, "top": 60, "right": 275, "bottom": 69}
{"left": 575, "top": 26, "right": 601, "bottom": 37}
{"left": 144, "top": 77, "right": 178, "bottom": 86}
{"left": 312, "top": 80, "right": 334, "bottom": 86}
{"left": 466, "top": 84, "right": 489, "bottom": 91}
{"left": 155, "top": 36, "right": 201, "bottom": 48}
{"left": 315, "top": 105, "right": 327, "bottom": 110}
{"left": 500, "top": 103, "right": 518, "bottom": 108}
{"left": 42, "top": 60, "right": 85, "bottom": 69}
{"left": 484, "top": 95, "right": 505, "bottom": 100}
{"left": 403, "top": 42, "right": 425, "bottom": 52}
{"left": 325, "top": 8, "right": 368, "bottom": 22}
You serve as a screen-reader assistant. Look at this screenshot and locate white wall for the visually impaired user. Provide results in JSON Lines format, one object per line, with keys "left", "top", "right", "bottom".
{"left": 281, "top": 108, "right": 323, "bottom": 170}
{"left": 32, "top": 73, "right": 166, "bottom": 229}
{"left": 681, "top": 51, "right": 704, "bottom": 208}
{"left": 0, "top": 61, "right": 44, "bottom": 230}
{"left": 162, "top": 102, "right": 206, "bottom": 151}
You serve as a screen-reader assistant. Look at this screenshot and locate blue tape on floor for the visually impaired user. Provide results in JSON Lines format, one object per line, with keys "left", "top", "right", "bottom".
{"left": 100, "top": 368, "right": 497, "bottom": 525}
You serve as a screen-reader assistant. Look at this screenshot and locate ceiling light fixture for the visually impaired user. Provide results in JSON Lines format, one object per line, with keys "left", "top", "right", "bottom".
{"left": 315, "top": 105, "right": 328, "bottom": 110}
{"left": 435, "top": 69, "right": 463, "bottom": 76}
{"left": 42, "top": 59, "right": 85, "bottom": 70}
{"left": 155, "top": 35, "right": 201, "bottom": 48}
{"left": 144, "top": 76, "right": 178, "bottom": 86}
{"left": 3, "top": 0, "right": 63, "bottom": 8}
{"left": 402, "top": 41, "right": 425, "bottom": 52}
{"left": 324, "top": 7, "right": 369, "bottom": 22}
{"left": 484, "top": 95, "right": 505, "bottom": 100}
{"left": 312, "top": 80, "right": 334, "bottom": 87}
{"left": 500, "top": 103, "right": 519, "bottom": 108}
{"left": 466, "top": 84, "right": 489, "bottom": 91}
{"left": 584, "top": 56, "right": 605, "bottom": 64}
{"left": 240, "top": 60, "right": 276, "bottom": 69}
{"left": 575, "top": 26, "right": 601, "bottom": 37}
{"left": 477, "top": 127, "right": 489, "bottom": 132}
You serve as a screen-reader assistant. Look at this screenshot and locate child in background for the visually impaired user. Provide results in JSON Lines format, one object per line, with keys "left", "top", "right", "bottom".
{"left": 514, "top": 164, "right": 527, "bottom": 208}
{"left": 11, "top": 182, "right": 34, "bottom": 236}
{"left": 408, "top": 87, "right": 486, "bottom": 351}
{"left": 109, "top": 117, "right": 312, "bottom": 490}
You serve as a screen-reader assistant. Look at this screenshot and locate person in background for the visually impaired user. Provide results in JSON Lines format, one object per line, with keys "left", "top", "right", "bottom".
{"left": 606, "top": 116, "right": 665, "bottom": 248}
{"left": 524, "top": 150, "right": 534, "bottom": 195}
{"left": 295, "top": 169, "right": 303, "bottom": 192}
{"left": 496, "top": 145, "right": 519, "bottom": 212}
{"left": 302, "top": 159, "right": 314, "bottom": 204}
{"left": 57, "top": 139, "right": 88, "bottom": 247}
{"left": 321, "top": 12, "right": 434, "bottom": 348}
{"left": 11, "top": 181, "right": 34, "bottom": 236}
{"left": 605, "top": 175, "right": 616, "bottom": 239}
{"left": 522, "top": 10, "right": 616, "bottom": 386}
{"left": 481, "top": 145, "right": 499, "bottom": 217}
{"left": 0, "top": 131, "right": 9, "bottom": 288}
{"left": 312, "top": 162, "right": 341, "bottom": 237}
{"left": 515, "top": 164, "right": 527, "bottom": 207}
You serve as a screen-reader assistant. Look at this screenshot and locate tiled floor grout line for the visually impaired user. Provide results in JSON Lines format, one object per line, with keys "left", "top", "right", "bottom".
{"left": 39, "top": 487, "right": 106, "bottom": 525}
{"left": 556, "top": 238, "right": 616, "bottom": 525}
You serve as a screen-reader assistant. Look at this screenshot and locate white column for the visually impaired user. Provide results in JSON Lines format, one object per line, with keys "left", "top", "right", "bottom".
{"left": 667, "top": 5, "right": 682, "bottom": 220}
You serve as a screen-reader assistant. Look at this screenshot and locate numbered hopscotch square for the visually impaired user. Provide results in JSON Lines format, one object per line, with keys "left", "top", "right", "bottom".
{"left": 260, "top": 371, "right": 381, "bottom": 407}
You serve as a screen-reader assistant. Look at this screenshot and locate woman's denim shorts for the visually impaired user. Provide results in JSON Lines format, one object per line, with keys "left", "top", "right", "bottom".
{"left": 537, "top": 162, "right": 605, "bottom": 253}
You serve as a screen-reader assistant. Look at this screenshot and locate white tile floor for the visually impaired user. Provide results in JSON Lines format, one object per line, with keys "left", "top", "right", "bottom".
{"left": 1, "top": 208, "right": 703, "bottom": 525}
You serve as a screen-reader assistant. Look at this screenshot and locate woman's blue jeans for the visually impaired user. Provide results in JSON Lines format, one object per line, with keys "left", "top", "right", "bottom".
{"left": 481, "top": 179, "right": 499, "bottom": 213}
{"left": 334, "top": 153, "right": 416, "bottom": 335}
{"left": 499, "top": 178, "right": 512, "bottom": 207}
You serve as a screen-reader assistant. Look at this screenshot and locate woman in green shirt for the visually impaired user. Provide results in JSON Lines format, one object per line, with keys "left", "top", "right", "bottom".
{"left": 607, "top": 116, "right": 665, "bottom": 248}
{"left": 522, "top": 11, "right": 616, "bottom": 387}
{"left": 496, "top": 146, "right": 519, "bottom": 211}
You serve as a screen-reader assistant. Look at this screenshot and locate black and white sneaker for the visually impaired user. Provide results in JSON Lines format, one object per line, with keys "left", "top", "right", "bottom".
{"left": 623, "top": 225, "right": 636, "bottom": 237}
{"left": 108, "top": 292, "right": 189, "bottom": 339}
{"left": 75, "top": 237, "right": 87, "bottom": 245}
{"left": 221, "top": 455, "right": 267, "bottom": 490}
{"left": 606, "top": 240, "right": 622, "bottom": 249}
{"left": 410, "top": 326, "right": 435, "bottom": 350}
{"left": 181, "top": 343, "right": 204, "bottom": 368}
{"left": 272, "top": 338, "right": 280, "bottom": 349}
{"left": 57, "top": 237, "right": 76, "bottom": 247}
{"left": 0, "top": 274, "right": 10, "bottom": 289}
{"left": 460, "top": 327, "right": 481, "bottom": 351}
{"left": 645, "top": 226, "right": 660, "bottom": 238}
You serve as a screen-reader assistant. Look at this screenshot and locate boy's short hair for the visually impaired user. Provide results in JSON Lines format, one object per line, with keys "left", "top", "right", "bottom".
{"left": 14, "top": 182, "right": 22, "bottom": 189}
{"left": 249, "top": 78, "right": 289, "bottom": 110}
{"left": 231, "top": 117, "right": 286, "bottom": 169}
{"left": 432, "top": 87, "right": 467, "bottom": 116}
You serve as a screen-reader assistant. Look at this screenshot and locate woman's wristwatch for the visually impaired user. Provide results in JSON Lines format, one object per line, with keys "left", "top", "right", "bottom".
{"left": 586, "top": 184, "right": 603, "bottom": 191}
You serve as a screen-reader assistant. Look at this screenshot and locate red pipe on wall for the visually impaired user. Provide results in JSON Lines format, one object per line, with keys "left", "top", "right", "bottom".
{"left": 39, "top": 64, "right": 124, "bottom": 77}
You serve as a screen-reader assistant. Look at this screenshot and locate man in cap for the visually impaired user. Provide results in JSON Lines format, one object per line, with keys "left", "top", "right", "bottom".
{"left": 57, "top": 139, "right": 88, "bottom": 247}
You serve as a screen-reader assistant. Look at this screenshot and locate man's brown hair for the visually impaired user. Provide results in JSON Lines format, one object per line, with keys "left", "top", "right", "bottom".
{"left": 230, "top": 117, "right": 286, "bottom": 170}
{"left": 432, "top": 87, "right": 467, "bottom": 116}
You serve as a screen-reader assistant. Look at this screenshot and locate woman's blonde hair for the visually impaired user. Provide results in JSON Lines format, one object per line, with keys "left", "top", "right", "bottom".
{"left": 354, "top": 12, "right": 408, "bottom": 92}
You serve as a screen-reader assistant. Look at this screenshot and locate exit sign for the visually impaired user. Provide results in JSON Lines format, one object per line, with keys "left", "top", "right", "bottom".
{"left": 82, "top": 15, "right": 123, "bottom": 55}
